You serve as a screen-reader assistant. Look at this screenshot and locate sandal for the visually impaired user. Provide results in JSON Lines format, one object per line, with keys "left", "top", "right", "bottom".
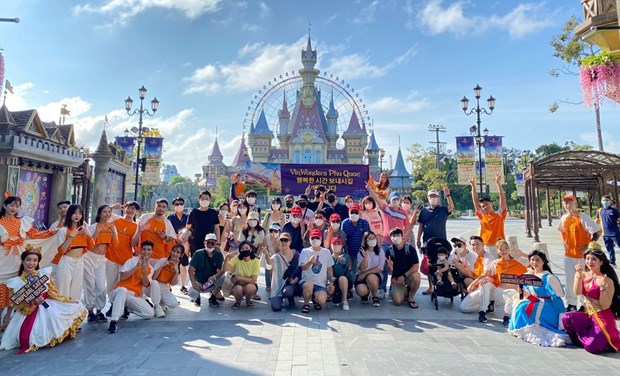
{"left": 407, "top": 300, "right": 419, "bottom": 309}
{"left": 422, "top": 289, "right": 432, "bottom": 295}
{"left": 252, "top": 294, "right": 262, "bottom": 301}
{"left": 232, "top": 302, "right": 240, "bottom": 310}
{"left": 372, "top": 297, "right": 380, "bottom": 307}
{"left": 313, "top": 302, "right": 322, "bottom": 310}
{"left": 246, "top": 299, "right": 254, "bottom": 308}
{"left": 302, "top": 304, "right": 310, "bottom": 313}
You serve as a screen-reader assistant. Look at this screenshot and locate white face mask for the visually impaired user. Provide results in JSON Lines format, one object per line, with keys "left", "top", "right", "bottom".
{"left": 350, "top": 214, "right": 360, "bottom": 221}
{"left": 314, "top": 219, "right": 324, "bottom": 227}
{"left": 402, "top": 203, "right": 411, "bottom": 211}
{"left": 220, "top": 210, "right": 228, "bottom": 217}
{"left": 272, "top": 204, "right": 281, "bottom": 210}
{"left": 174, "top": 205, "right": 184, "bottom": 213}
{"left": 367, "top": 239, "right": 377, "bottom": 247}
{"left": 291, "top": 217, "right": 302, "bottom": 224}
{"left": 429, "top": 197, "right": 440, "bottom": 206}
{"left": 438, "top": 255, "right": 446, "bottom": 261}
{"left": 391, "top": 199, "right": 400, "bottom": 207}
{"left": 365, "top": 203, "right": 374, "bottom": 210}
{"left": 391, "top": 236, "right": 402, "bottom": 245}
{"left": 248, "top": 220, "right": 258, "bottom": 227}
{"left": 311, "top": 239, "right": 321, "bottom": 247}
{"left": 238, "top": 208, "right": 247, "bottom": 215}
{"left": 331, "top": 222, "right": 340, "bottom": 229}
{"left": 199, "top": 200, "right": 210, "bottom": 208}
{"left": 346, "top": 202, "right": 353, "bottom": 208}
{"left": 246, "top": 197, "right": 256, "bottom": 205}
{"left": 206, "top": 247, "right": 215, "bottom": 253}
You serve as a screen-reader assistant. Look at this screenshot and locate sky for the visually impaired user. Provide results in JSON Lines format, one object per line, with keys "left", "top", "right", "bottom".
{"left": 1, "top": 0, "right": 618, "bottom": 177}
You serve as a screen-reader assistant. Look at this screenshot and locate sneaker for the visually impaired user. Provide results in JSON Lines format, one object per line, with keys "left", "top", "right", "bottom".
{"left": 180, "top": 286, "right": 189, "bottom": 295}
{"left": 105, "top": 305, "right": 113, "bottom": 317}
{"left": 96, "top": 312, "right": 108, "bottom": 323}
{"left": 332, "top": 301, "right": 340, "bottom": 307}
{"left": 502, "top": 316, "right": 510, "bottom": 327}
{"left": 88, "top": 312, "right": 98, "bottom": 324}
{"left": 120, "top": 309, "right": 129, "bottom": 320}
{"left": 108, "top": 321, "right": 118, "bottom": 334}
{"left": 566, "top": 304, "right": 577, "bottom": 312}
{"left": 342, "top": 301, "right": 350, "bottom": 311}
{"left": 437, "top": 280, "right": 444, "bottom": 286}
{"left": 478, "top": 311, "right": 487, "bottom": 323}
{"left": 361, "top": 295, "right": 370, "bottom": 304}
{"left": 208, "top": 295, "right": 220, "bottom": 307}
{"left": 486, "top": 301, "right": 495, "bottom": 313}
{"left": 154, "top": 305, "right": 165, "bottom": 318}
{"left": 451, "top": 282, "right": 458, "bottom": 289}
{"left": 377, "top": 289, "right": 386, "bottom": 300}
{"left": 195, "top": 296, "right": 201, "bottom": 307}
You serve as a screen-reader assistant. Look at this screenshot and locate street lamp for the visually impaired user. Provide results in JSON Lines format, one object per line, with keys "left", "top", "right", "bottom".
{"left": 125, "top": 85, "right": 159, "bottom": 201}
{"left": 461, "top": 84, "right": 495, "bottom": 195}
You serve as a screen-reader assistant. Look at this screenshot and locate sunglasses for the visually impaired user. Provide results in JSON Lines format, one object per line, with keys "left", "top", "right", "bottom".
{"left": 174, "top": 203, "right": 184, "bottom": 206}
{"left": 310, "top": 237, "right": 321, "bottom": 241}
{"left": 350, "top": 211, "right": 359, "bottom": 215}
{"left": 269, "top": 229, "right": 280, "bottom": 233}
{"left": 292, "top": 215, "right": 302, "bottom": 218}
{"left": 279, "top": 239, "right": 290, "bottom": 243}
{"left": 205, "top": 241, "right": 217, "bottom": 245}
{"left": 331, "top": 220, "right": 341, "bottom": 223}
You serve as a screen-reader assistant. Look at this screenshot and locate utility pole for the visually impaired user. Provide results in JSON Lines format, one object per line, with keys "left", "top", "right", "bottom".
{"left": 428, "top": 124, "right": 446, "bottom": 170}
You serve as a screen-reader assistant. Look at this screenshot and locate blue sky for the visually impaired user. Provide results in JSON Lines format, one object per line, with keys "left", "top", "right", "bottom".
{"left": 1, "top": 0, "right": 617, "bottom": 176}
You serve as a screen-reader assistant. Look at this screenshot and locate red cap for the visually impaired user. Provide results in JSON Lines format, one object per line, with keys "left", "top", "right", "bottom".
{"left": 291, "top": 206, "right": 303, "bottom": 215}
{"left": 309, "top": 229, "right": 322, "bottom": 239}
{"left": 349, "top": 203, "right": 361, "bottom": 212}
{"left": 562, "top": 195, "right": 577, "bottom": 202}
{"left": 330, "top": 237, "right": 343, "bottom": 245}
{"left": 329, "top": 213, "right": 341, "bottom": 222}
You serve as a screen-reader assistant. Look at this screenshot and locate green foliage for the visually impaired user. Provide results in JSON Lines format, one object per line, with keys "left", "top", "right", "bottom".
{"left": 212, "top": 175, "right": 231, "bottom": 207}
{"left": 168, "top": 175, "right": 191, "bottom": 185}
{"left": 581, "top": 51, "right": 615, "bottom": 68}
{"left": 549, "top": 15, "right": 591, "bottom": 66}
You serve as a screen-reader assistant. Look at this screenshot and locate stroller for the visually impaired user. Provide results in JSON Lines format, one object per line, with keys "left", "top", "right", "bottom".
{"left": 424, "top": 237, "right": 466, "bottom": 310}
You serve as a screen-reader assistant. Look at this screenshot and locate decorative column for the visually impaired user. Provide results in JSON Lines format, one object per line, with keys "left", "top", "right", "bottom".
{"left": 90, "top": 129, "right": 113, "bottom": 222}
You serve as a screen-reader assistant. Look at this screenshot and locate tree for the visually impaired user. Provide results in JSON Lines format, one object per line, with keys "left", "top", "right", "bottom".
{"left": 549, "top": 15, "right": 603, "bottom": 151}
{"left": 168, "top": 175, "right": 190, "bottom": 185}
{"left": 212, "top": 175, "right": 231, "bottom": 207}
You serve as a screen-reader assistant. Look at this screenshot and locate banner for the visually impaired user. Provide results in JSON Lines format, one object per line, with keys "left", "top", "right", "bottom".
{"left": 17, "top": 170, "right": 52, "bottom": 228}
{"left": 455, "top": 137, "right": 475, "bottom": 185}
{"left": 484, "top": 136, "right": 504, "bottom": 185}
{"left": 115, "top": 136, "right": 135, "bottom": 157}
{"left": 280, "top": 163, "right": 369, "bottom": 199}
{"left": 231, "top": 161, "right": 282, "bottom": 191}
{"left": 125, "top": 161, "right": 136, "bottom": 195}
{"left": 500, "top": 273, "right": 543, "bottom": 287}
{"left": 516, "top": 172, "right": 525, "bottom": 197}
{"left": 105, "top": 171, "right": 125, "bottom": 205}
{"left": 142, "top": 137, "right": 163, "bottom": 186}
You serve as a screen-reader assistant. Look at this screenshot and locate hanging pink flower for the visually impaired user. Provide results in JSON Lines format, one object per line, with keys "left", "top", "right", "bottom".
{"left": 580, "top": 52, "right": 620, "bottom": 107}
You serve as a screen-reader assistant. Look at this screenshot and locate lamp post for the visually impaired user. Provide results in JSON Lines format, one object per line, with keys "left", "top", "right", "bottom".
{"left": 124, "top": 85, "right": 159, "bottom": 201}
{"left": 461, "top": 84, "right": 495, "bottom": 195}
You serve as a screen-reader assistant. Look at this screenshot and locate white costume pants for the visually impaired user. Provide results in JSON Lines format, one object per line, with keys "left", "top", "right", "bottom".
{"left": 110, "top": 287, "right": 154, "bottom": 321}
{"left": 106, "top": 261, "right": 121, "bottom": 300}
{"left": 461, "top": 283, "right": 519, "bottom": 315}
{"left": 147, "top": 281, "right": 178, "bottom": 309}
{"left": 83, "top": 252, "right": 107, "bottom": 311}
{"left": 56, "top": 255, "right": 84, "bottom": 301}
{"left": 564, "top": 256, "right": 582, "bottom": 306}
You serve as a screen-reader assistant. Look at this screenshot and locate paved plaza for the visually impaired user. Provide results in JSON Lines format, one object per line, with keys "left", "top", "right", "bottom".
{"left": 1, "top": 218, "right": 620, "bottom": 376}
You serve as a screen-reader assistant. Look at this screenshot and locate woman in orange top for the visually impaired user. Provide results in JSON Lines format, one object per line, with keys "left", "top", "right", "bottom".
{"left": 0, "top": 196, "right": 57, "bottom": 331}
{"left": 368, "top": 172, "right": 391, "bottom": 200}
{"left": 56, "top": 204, "right": 94, "bottom": 302}
{"left": 84, "top": 205, "right": 118, "bottom": 324}
{"left": 149, "top": 244, "right": 182, "bottom": 317}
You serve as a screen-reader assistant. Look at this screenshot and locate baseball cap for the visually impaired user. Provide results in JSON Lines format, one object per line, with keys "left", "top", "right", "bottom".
{"left": 291, "top": 206, "right": 303, "bottom": 215}
{"left": 296, "top": 194, "right": 309, "bottom": 202}
{"left": 451, "top": 236, "right": 467, "bottom": 244}
{"left": 562, "top": 195, "right": 577, "bottom": 202}
{"left": 349, "top": 204, "right": 361, "bottom": 212}
{"left": 204, "top": 233, "right": 217, "bottom": 241}
{"left": 329, "top": 213, "right": 341, "bottom": 222}
{"left": 427, "top": 189, "right": 440, "bottom": 197}
{"left": 230, "top": 200, "right": 240, "bottom": 206}
{"left": 269, "top": 223, "right": 281, "bottom": 231}
{"left": 248, "top": 211, "right": 259, "bottom": 220}
{"left": 389, "top": 191, "right": 401, "bottom": 201}
{"left": 278, "top": 232, "right": 291, "bottom": 241}
{"left": 309, "top": 229, "right": 322, "bottom": 239}
{"left": 331, "top": 237, "right": 344, "bottom": 245}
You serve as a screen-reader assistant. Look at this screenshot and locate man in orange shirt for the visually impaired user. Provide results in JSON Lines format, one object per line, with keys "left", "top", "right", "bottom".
{"left": 108, "top": 240, "right": 155, "bottom": 334}
{"left": 137, "top": 198, "right": 177, "bottom": 266}
{"left": 469, "top": 172, "right": 507, "bottom": 258}
{"left": 558, "top": 194, "right": 601, "bottom": 311}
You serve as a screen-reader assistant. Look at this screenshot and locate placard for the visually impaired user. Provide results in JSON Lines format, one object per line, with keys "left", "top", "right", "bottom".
{"left": 500, "top": 273, "right": 543, "bottom": 286}
{"left": 10, "top": 274, "right": 49, "bottom": 305}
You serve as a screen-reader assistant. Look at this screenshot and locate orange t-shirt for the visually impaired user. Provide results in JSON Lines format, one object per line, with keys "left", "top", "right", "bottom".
{"left": 473, "top": 256, "right": 486, "bottom": 278}
{"left": 477, "top": 210, "right": 507, "bottom": 245}
{"left": 107, "top": 218, "right": 138, "bottom": 265}
{"left": 493, "top": 258, "right": 527, "bottom": 287}
{"left": 561, "top": 215, "right": 592, "bottom": 259}
{"left": 155, "top": 261, "right": 177, "bottom": 284}
{"left": 52, "top": 229, "right": 95, "bottom": 264}
{"left": 139, "top": 217, "right": 170, "bottom": 259}
{"left": 116, "top": 258, "right": 151, "bottom": 297}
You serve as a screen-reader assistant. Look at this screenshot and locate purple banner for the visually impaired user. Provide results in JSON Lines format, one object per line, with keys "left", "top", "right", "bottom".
{"left": 17, "top": 170, "right": 52, "bottom": 228}
{"left": 143, "top": 137, "right": 163, "bottom": 186}
{"left": 280, "top": 163, "right": 369, "bottom": 199}
{"left": 105, "top": 171, "right": 125, "bottom": 206}
{"left": 115, "top": 136, "right": 135, "bottom": 157}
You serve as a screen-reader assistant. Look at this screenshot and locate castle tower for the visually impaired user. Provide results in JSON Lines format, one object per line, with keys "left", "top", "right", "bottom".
{"left": 232, "top": 132, "right": 251, "bottom": 168}
{"left": 202, "top": 131, "right": 227, "bottom": 184}
{"left": 365, "top": 127, "right": 382, "bottom": 177}
{"left": 390, "top": 142, "right": 413, "bottom": 195}
{"left": 248, "top": 109, "right": 274, "bottom": 163}
{"left": 277, "top": 92, "right": 291, "bottom": 149}
{"left": 91, "top": 129, "right": 114, "bottom": 217}
{"left": 325, "top": 90, "right": 339, "bottom": 149}
{"left": 341, "top": 111, "right": 368, "bottom": 164}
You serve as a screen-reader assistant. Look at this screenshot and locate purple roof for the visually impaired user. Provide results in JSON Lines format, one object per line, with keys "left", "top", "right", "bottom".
{"left": 343, "top": 111, "right": 365, "bottom": 136}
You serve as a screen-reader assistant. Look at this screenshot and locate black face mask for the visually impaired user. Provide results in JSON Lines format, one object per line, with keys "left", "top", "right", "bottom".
{"left": 286, "top": 201, "right": 293, "bottom": 208}
{"left": 240, "top": 250, "right": 252, "bottom": 258}
{"left": 327, "top": 196, "right": 336, "bottom": 203}
{"left": 298, "top": 202, "right": 307, "bottom": 209}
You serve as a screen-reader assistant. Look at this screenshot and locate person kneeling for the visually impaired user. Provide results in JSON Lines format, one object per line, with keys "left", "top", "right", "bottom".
{"left": 148, "top": 244, "right": 183, "bottom": 317}
{"left": 329, "top": 237, "right": 354, "bottom": 311}
{"left": 107, "top": 241, "right": 156, "bottom": 334}
{"left": 355, "top": 231, "right": 385, "bottom": 308}
{"left": 300, "top": 229, "right": 334, "bottom": 314}
{"left": 188, "top": 234, "right": 225, "bottom": 307}
{"left": 386, "top": 228, "right": 421, "bottom": 308}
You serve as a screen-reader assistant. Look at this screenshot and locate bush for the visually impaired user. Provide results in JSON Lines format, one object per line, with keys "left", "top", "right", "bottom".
{"left": 449, "top": 210, "right": 461, "bottom": 219}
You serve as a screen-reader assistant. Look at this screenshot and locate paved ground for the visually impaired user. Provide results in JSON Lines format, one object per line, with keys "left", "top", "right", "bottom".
{"left": 1, "top": 218, "right": 620, "bottom": 376}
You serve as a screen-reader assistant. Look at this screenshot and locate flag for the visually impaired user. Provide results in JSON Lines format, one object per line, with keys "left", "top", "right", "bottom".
{"left": 60, "top": 106, "right": 71, "bottom": 115}
{"left": 5, "top": 80, "right": 13, "bottom": 94}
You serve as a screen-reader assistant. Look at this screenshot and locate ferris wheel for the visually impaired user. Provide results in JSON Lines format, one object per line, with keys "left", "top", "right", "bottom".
{"left": 243, "top": 70, "right": 370, "bottom": 148}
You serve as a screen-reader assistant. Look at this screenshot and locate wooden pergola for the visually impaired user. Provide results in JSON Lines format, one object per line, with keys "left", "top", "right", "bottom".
{"left": 523, "top": 150, "right": 620, "bottom": 241}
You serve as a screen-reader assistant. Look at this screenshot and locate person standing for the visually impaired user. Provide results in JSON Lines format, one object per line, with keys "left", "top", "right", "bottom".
{"left": 469, "top": 173, "right": 507, "bottom": 256}
{"left": 187, "top": 191, "right": 220, "bottom": 257}
{"left": 596, "top": 195, "right": 620, "bottom": 266}
{"left": 49, "top": 200, "right": 71, "bottom": 230}
{"left": 167, "top": 197, "right": 189, "bottom": 294}
{"left": 282, "top": 206, "right": 305, "bottom": 252}
{"left": 558, "top": 194, "right": 601, "bottom": 311}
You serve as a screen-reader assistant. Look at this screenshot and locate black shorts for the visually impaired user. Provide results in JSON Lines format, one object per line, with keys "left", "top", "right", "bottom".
{"left": 354, "top": 273, "right": 382, "bottom": 287}
{"left": 180, "top": 253, "right": 189, "bottom": 267}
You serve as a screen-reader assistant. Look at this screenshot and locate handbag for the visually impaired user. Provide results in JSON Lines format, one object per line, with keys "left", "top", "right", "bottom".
{"left": 420, "top": 255, "right": 430, "bottom": 276}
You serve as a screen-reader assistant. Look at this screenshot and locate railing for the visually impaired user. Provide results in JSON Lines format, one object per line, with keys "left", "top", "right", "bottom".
{"left": 582, "top": 0, "right": 617, "bottom": 21}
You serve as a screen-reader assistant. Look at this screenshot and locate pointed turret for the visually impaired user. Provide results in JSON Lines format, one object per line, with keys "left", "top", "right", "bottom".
{"left": 208, "top": 137, "right": 224, "bottom": 164}
{"left": 247, "top": 109, "right": 274, "bottom": 163}
{"left": 93, "top": 128, "right": 113, "bottom": 157}
{"left": 232, "top": 134, "right": 251, "bottom": 167}
{"left": 252, "top": 109, "right": 272, "bottom": 135}
{"left": 0, "top": 104, "right": 16, "bottom": 126}
{"left": 343, "top": 111, "right": 363, "bottom": 136}
{"left": 278, "top": 92, "right": 291, "bottom": 149}
{"left": 366, "top": 127, "right": 382, "bottom": 177}
{"left": 325, "top": 90, "right": 339, "bottom": 149}
{"left": 341, "top": 111, "right": 368, "bottom": 164}
{"left": 389, "top": 145, "right": 413, "bottom": 194}
{"left": 301, "top": 32, "right": 317, "bottom": 64}
{"left": 202, "top": 134, "right": 227, "bottom": 185}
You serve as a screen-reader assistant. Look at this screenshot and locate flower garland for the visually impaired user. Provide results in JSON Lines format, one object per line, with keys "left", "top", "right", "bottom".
{"left": 580, "top": 51, "right": 620, "bottom": 107}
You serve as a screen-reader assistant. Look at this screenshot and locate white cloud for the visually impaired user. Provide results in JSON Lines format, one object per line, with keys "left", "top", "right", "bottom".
{"left": 258, "top": 1, "right": 270, "bottom": 18}
{"left": 354, "top": 0, "right": 380, "bottom": 24}
{"left": 416, "top": 0, "right": 554, "bottom": 39}
{"left": 325, "top": 46, "right": 416, "bottom": 80}
{"left": 74, "top": 0, "right": 223, "bottom": 26}
{"left": 367, "top": 93, "right": 429, "bottom": 113}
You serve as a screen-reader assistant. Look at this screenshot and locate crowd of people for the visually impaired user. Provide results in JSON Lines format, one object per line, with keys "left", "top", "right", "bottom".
{"left": 0, "top": 171, "right": 619, "bottom": 355}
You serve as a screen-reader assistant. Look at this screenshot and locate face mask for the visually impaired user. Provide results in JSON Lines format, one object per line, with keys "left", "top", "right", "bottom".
{"left": 350, "top": 214, "right": 359, "bottom": 222}
{"left": 272, "top": 204, "right": 281, "bottom": 210}
{"left": 367, "top": 239, "right": 377, "bottom": 247}
{"left": 332, "top": 245, "right": 343, "bottom": 253}
{"left": 247, "top": 197, "right": 256, "bottom": 205}
{"left": 328, "top": 196, "right": 336, "bottom": 203}
{"left": 174, "top": 205, "right": 184, "bottom": 213}
{"left": 285, "top": 201, "right": 293, "bottom": 208}
{"left": 220, "top": 210, "right": 228, "bottom": 217}
{"left": 429, "top": 197, "right": 440, "bottom": 206}
{"left": 314, "top": 219, "right": 324, "bottom": 227}
{"left": 331, "top": 222, "right": 340, "bottom": 229}
{"left": 206, "top": 247, "right": 215, "bottom": 253}
{"left": 298, "top": 202, "right": 307, "bottom": 209}
{"left": 438, "top": 255, "right": 446, "bottom": 261}
{"left": 391, "top": 199, "right": 400, "bottom": 207}
{"left": 291, "top": 217, "right": 302, "bottom": 224}
{"left": 239, "top": 208, "right": 247, "bottom": 215}
{"left": 310, "top": 239, "right": 321, "bottom": 247}
{"left": 231, "top": 206, "right": 238, "bottom": 214}
{"left": 402, "top": 203, "right": 411, "bottom": 211}
{"left": 602, "top": 201, "right": 611, "bottom": 208}
{"left": 199, "top": 200, "right": 210, "bottom": 208}
{"left": 248, "top": 220, "right": 258, "bottom": 227}
{"left": 365, "top": 204, "right": 374, "bottom": 210}
{"left": 346, "top": 202, "right": 353, "bottom": 208}
{"left": 391, "top": 236, "right": 402, "bottom": 245}
{"left": 240, "top": 250, "right": 252, "bottom": 258}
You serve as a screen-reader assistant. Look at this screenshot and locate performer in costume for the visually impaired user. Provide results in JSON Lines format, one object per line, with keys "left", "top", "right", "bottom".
{"left": 0, "top": 196, "right": 58, "bottom": 331}
{"left": 508, "top": 250, "right": 569, "bottom": 347}
{"left": 0, "top": 248, "right": 86, "bottom": 353}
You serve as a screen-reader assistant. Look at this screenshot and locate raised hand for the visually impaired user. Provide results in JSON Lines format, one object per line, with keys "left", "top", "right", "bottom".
{"left": 468, "top": 177, "right": 476, "bottom": 187}
{"left": 495, "top": 171, "right": 502, "bottom": 185}
{"left": 443, "top": 183, "right": 451, "bottom": 196}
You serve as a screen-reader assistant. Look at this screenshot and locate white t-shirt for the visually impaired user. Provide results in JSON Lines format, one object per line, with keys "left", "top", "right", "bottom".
{"left": 299, "top": 247, "right": 334, "bottom": 287}
{"left": 448, "top": 249, "right": 479, "bottom": 273}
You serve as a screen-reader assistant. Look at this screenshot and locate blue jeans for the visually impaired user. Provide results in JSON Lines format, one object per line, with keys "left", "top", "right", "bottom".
{"left": 270, "top": 285, "right": 297, "bottom": 311}
{"left": 265, "top": 269, "right": 272, "bottom": 289}
{"left": 604, "top": 234, "right": 619, "bottom": 264}
{"left": 380, "top": 243, "right": 390, "bottom": 291}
